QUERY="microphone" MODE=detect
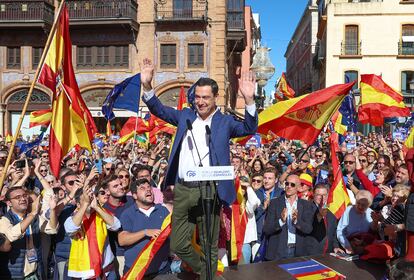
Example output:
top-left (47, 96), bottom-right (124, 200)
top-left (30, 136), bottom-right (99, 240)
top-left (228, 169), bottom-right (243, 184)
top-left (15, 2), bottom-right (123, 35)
top-left (205, 125), bottom-right (219, 166)
top-left (186, 119), bottom-right (203, 167)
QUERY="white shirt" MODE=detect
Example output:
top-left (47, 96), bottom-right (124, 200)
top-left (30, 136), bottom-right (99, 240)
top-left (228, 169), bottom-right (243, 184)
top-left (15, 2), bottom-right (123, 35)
top-left (143, 89), bottom-right (257, 180)
top-left (279, 197), bottom-right (298, 245)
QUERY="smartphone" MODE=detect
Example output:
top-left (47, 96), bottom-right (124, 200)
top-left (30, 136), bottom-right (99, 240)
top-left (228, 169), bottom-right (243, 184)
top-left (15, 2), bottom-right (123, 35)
top-left (15, 160), bottom-right (25, 168)
top-left (94, 159), bottom-right (102, 174)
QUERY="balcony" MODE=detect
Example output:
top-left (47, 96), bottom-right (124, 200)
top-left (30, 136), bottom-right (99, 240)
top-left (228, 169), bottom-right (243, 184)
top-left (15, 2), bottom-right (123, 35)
top-left (340, 41), bottom-right (362, 58)
top-left (66, 0), bottom-right (138, 31)
top-left (0, 0), bottom-right (54, 29)
top-left (226, 10), bottom-right (245, 52)
top-left (155, 1), bottom-right (207, 22)
top-left (398, 41), bottom-right (414, 56)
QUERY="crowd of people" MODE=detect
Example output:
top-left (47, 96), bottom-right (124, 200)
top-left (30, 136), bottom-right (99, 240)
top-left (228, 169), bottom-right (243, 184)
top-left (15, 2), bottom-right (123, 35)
top-left (0, 129), bottom-right (413, 279)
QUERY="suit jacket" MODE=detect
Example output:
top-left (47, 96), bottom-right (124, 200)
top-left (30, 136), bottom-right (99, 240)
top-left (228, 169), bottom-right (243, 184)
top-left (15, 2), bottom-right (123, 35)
top-left (263, 196), bottom-right (313, 261)
top-left (304, 203), bottom-right (339, 256)
top-left (144, 94), bottom-right (258, 205)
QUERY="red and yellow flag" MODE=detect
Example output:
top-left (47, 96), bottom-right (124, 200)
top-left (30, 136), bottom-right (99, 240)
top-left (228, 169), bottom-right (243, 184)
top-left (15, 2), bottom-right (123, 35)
top-left (122, 214), bottom-right (171, 280)
top-left (331, 111), bottom-right (347, 136)
top-left (118, 116), bottom-right (154, 144)
top-left (37, 5), bottom-right (96, 177)
top-left (275, 72), bottom-right (295, 101)
top-left (177, 86), bottom-right (188, 110)
top-left (405, 127), bottom-right (414, 149)
top-left (149, 115), bottom-right (176, 144)
top-left (29, 109), bottom-right (52, 128)
top-left (358, 74), bottom-right (410, 126)
top-left (68, 212), bottom-right (107, 279)
top-left (328, 133), bottom-right (351, 219)
top-left (236, 82), bottom-right (354, 146)
top-left (230, 176), bottom-right (247, 263)
top-left (5, 131), bottom-right (13, 143)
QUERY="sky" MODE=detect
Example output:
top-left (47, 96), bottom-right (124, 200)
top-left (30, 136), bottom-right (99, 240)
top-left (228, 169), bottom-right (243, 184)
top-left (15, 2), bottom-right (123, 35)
top-left (245, 0), bottom-right (309, 97)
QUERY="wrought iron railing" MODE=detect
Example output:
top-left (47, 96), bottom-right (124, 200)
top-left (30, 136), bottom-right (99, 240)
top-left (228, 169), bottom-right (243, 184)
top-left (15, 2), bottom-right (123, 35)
top-left (155, 1), bottom-right (207, 21)
top-left (341, 41), bottom-right (361, 56)
top-left (0, 0), bottom-right (54, 25)
top-left (66, 0), bottom-right (137, 21)
top-left (227, 10), bottom-right (244, 30)
top-left (398, 41), bottom-right (414, 56)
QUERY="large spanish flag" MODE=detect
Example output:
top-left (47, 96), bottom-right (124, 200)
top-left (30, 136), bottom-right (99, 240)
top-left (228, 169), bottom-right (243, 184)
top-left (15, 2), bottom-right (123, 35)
top-left (328, 133), bottom-right (351, 219)
top-left (29, 109), bottom-right (52, 128)
top-left (230, 176), bottom-right (247, 263)
top-left (37, 6), bottom-right (96, 177)
top-left (122, 214), bottom-right (171, 280)
top-left (358, 74), bottom-right (410, 126)
top-left (275, 72), bottom-right (295, 101)
top-left (237, 82), bottom-right (354, 146)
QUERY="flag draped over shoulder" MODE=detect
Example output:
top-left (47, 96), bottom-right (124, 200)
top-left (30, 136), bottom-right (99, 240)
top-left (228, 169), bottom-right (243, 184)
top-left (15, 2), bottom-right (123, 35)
top-left (118, 116), bottom-right (154, 144)
top-left (237, 82), bottom-right (355, 146)
top-left (29, 109), bottom-right (52, 128)
top-left (275, 72), bottom-right (295, 101)
top-left (68, 212), bottom-right (108, 279)
top-left (358, 74), bottom-right (410, 126)
top-left (122, 214), bottom-right (172, 280)
top-left (328, 133), bottom-right (351, 219)
top-left (101, 74), bottom-right (141, 120)
top-left (37, 5), bottom-right (96, 177)
top-left (230, 176), bottom-right (247, 263)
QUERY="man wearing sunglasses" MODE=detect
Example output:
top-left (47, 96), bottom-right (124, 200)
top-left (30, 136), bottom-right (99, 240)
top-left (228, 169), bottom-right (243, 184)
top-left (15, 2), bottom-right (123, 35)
top-left (0, 187), bottom-right (58, 279)
top-left (263, 174), bottom-right (313, 261)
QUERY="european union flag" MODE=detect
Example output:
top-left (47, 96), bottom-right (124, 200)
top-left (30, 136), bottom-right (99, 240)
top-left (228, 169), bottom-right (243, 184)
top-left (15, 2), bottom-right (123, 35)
top-left (102, 73), bottom-right (141, 120)
top-left (339, 94), bottom-right (357, 133)
top-left (17, 131), bottom-right (45, 156)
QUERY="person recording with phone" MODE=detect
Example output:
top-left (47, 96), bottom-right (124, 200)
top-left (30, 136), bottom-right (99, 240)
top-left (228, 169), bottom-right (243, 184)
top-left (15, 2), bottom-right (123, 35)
top-left (140, 58), bottom-right (258, 279)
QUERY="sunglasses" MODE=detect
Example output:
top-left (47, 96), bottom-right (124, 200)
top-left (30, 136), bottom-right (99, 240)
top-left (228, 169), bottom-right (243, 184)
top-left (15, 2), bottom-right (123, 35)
top-left (68, 163), bottom-right (77, 167)
top-left (106, 168), bottom-right (115, 171)
top-left (285, 181), bottom-right (296, 188)
top-left (359, 159), bottom-right (367, 163)
top-left (39, 169), bottom-right (47, 172)
top-left (315, 154), bottom-right (323, 158)
top-left (300, 159), bottom-right (309, 163)
top-left (98, 190), bottom-right (107, 195)
top-left (118, 174), bottom-right (130, 180)
top-left (47, 181), bottom-right (54, 185)
top-left (344, 161), bottom-right (355, 165)
top-left (252, 179), bottom-right (262, 183)
top-left (67, 180), bottom-right (75, 186)
top-left (10, 194), bottom-right (29, 200)
top-left (42, 155), bottom-right (49, 159)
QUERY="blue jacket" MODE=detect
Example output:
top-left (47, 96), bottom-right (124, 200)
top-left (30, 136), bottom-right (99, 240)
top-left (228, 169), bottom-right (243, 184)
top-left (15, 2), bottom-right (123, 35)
top-left (144, 94), bottom-right (258, 205)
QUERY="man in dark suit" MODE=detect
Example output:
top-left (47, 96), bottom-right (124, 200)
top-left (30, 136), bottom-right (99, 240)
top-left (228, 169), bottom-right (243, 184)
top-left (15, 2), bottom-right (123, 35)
top-left (263, 174), bottom-right (313, 261)
top-left (305, 184), bottom-right (343, 256)
top-left (140, 58), bottom-right (258, 279)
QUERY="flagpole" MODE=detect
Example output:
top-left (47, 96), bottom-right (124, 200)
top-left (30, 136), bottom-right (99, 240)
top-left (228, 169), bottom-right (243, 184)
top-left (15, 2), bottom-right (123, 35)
top-left (132, 108), bottom-right (141, 163)
top-left (0, 0), bottom-right (67, 191)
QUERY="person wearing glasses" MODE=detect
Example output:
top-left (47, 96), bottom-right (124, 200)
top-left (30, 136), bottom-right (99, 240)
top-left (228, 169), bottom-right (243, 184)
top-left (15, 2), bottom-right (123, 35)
top-left (311, 148), bottom-right (327, 168)
top-left (0, 187), bottom-right (58, 279)
top-left (263, 174), bottom-right (313, 261)
top-left (116, 168), bottom-right (131, 194)
top-left (65, 158), bottom-right (78, 173)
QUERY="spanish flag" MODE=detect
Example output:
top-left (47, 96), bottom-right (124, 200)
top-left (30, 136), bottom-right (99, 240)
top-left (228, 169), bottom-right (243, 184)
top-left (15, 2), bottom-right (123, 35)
top-left (177, 86), bottom-right (188, 110)
top-left (122, 214), bottom-right (171, 280)
top-left (331, 111), bottom-right (347, 135)
top-left (118, 116), bottom-right (154, 144)
top-left (149, 115), bottom-right (176, 144)
top-left (230, 176), bottom-right (247, 263)
top-left (68, 212), bottom-right (108, 279)
top-left (275, 72), bottom-right (295, 101)
top-left (405, 127), bottom-right (414, 149)
top-left (237, 82), bottom-right (354, 146)
top-left (358, 74), bottom-right (410, 126)
top-left (37, 6), bottom-right (96, 177)
top-left (29, 109), bottom-right (52, 128)
top-left (328, 133), bottom-right (351, 219)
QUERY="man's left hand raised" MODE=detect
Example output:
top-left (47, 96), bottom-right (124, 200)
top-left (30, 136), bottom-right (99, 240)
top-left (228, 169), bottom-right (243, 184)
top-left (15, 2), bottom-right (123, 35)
top-left (238, 71), bottom-right (256, 106)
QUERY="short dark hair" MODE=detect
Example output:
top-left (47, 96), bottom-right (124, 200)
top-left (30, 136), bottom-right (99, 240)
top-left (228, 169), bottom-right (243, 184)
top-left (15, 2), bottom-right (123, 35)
top-left (100, 174), bottom-right (119, 189)
top-left (398, 164), bottom-right (407, 171)
top-left (60, 170), bottom-right (77, 185)
top-left (5, 187), bottom-right (25, 201)
top-left (314, 183), bottom-right (329, 193)
top-left (195, 78), bottom-right (219, 96)
top-left (263, 167), bottom-right (279, 177)
top-left (130, 178), bottom-right (150, 194)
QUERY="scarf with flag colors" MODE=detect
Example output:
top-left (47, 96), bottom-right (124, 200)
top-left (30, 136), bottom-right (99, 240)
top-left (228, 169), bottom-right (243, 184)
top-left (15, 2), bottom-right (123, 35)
top-left (68, 212), bottom-right (108, 279)
top-left (358, 74), bottom-right (410, 126)
top-left (29, 109), bottom-right (52, 128)
top-left (230, 176), bottom-right (248, 262)
top-left (275, 72), bottom-right (295, 101)
top-left (327, 133), bottom-right (351, 219)
top-left (37, 5), bottom-right (96, 177)
top-left (118, 116), bottom-right (154, 144)
top-left (122, 214), bottom-right (171, 280)
top-left (235, 82), bottom-right (354, 145)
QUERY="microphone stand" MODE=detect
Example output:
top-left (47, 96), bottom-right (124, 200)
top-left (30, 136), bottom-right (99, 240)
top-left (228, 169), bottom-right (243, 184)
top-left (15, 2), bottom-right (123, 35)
top-left (186, 120), bottom-right (213, 280)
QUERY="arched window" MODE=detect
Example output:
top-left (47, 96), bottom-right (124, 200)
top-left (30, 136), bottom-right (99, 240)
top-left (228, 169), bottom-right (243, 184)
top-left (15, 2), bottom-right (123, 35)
top-left (158, 87), bottom-right (190, 108)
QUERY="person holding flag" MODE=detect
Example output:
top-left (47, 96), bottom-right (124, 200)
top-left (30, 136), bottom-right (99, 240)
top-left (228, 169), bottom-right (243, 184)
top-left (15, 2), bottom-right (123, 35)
top-left (140, 58), bottom-right (258, 279)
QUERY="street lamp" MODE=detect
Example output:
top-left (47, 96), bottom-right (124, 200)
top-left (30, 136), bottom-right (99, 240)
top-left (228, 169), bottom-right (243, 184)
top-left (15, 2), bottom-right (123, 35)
top-left (250, 46), bottom-right (275, 110)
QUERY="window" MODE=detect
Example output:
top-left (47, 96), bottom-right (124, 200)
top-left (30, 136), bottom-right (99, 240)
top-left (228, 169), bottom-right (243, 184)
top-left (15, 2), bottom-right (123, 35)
top-left (344, 25), bottom-right (359, 55)
top-left (401, 25), bottom-right (414, 55)
top-left (160, 44), bottom-right (176, 68)
top-left (32, 47), bottom-right (43, 69)
top-left (77, 45), bottom-right (129, 68)
top-left (7, 47), bottom-right (21, 69)
top-left (173, 0), bottom-right (193, 18)
top-left (344, 70), bottom-right (358, 91)
top-left (188, 44), bottom-right (204, 67)
top-left (402, 71), bottom-right (414, 109)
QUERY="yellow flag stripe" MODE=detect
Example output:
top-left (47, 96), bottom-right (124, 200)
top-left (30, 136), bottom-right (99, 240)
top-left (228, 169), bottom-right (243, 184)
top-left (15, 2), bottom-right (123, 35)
top-left (361, 83), bottom-right (407, 108)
